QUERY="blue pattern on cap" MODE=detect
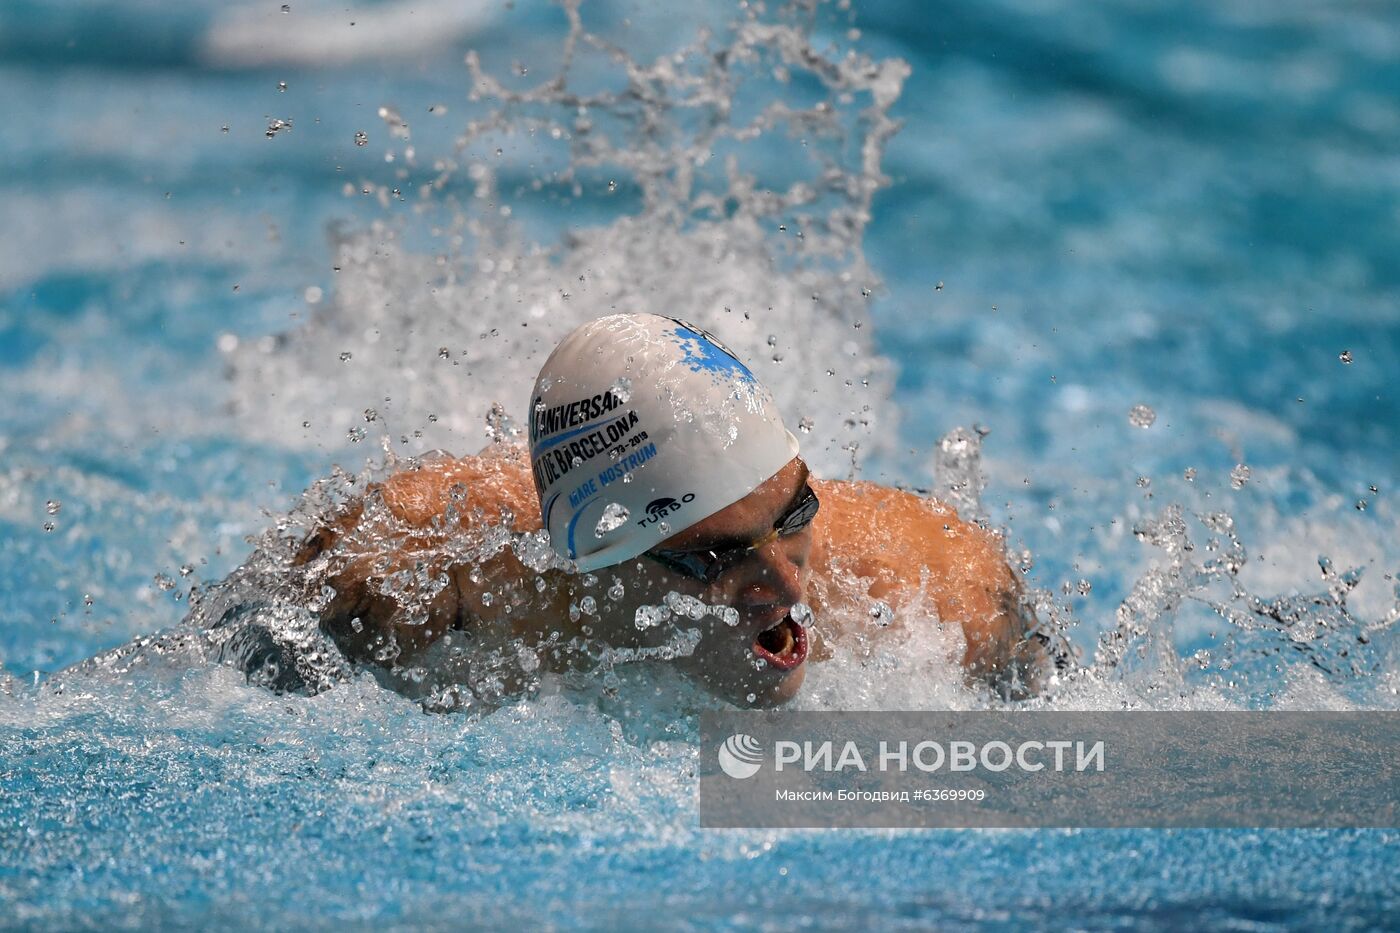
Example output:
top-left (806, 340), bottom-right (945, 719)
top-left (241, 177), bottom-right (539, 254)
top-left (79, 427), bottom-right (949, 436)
top-left (671, 323), bottom-right (756, 385)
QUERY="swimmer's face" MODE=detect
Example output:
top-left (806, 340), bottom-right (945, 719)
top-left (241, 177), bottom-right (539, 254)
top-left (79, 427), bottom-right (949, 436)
top-left (617, 457), bottom-right (815, 706)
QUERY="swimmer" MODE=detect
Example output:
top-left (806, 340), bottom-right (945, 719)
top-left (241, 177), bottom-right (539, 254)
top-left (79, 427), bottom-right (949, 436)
top-left (293, 313), bottom-right (1052, 706)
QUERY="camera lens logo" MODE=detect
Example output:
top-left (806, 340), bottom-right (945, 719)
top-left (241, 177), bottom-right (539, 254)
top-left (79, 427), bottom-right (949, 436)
top-left (717, 733), bottom-right (763, 779)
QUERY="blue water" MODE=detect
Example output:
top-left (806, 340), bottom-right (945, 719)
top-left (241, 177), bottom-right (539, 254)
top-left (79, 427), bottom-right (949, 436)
top-left (3, 0), bottom-right (1398, 928)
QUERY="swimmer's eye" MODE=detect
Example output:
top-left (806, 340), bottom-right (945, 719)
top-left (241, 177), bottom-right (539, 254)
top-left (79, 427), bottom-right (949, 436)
top-left (645, 484), bottom-right (819, 584)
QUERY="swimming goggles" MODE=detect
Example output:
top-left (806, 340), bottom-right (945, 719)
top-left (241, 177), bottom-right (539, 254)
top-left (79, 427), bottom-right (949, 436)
top-left (645, 483), bottom-right (820, 584)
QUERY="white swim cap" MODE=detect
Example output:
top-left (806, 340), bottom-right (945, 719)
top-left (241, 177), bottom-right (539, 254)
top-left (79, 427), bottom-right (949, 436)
top-left (528, 313), bottom-right (800, 572)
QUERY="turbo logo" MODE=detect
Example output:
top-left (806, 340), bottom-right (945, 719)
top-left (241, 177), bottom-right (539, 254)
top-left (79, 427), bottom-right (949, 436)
top-left (636, 492), bottom-right (696, 528)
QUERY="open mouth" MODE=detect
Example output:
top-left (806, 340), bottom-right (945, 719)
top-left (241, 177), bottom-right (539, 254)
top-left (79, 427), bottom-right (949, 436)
top-left (752, 615), bottom-right (808, 671)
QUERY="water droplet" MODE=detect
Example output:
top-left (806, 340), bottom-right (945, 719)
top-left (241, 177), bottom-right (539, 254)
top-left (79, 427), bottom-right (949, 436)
top-left (1356, 499), bottom-right (1368, 511)
top-left (607, 580), bottom-right (625, 601)
top-left (280, 3), bottom-right (291, 11)
top-left (869, 600), bottom-right (893, 627)
top-left (45, 500), bottom-right (61, 515)
top-left (220, 124), bottom-right (230, 134)
top-left (438, 346), bottom-right (451, 359)
top-left (277, 81), bottom-right (288, 92)
top-left (935, 281), bottom-right (944, 291)
top-left (1128, 404), bottom-right (1156, 428)
top-left (354, 131), bottom-right (368, 147)
top-left (1136, 476), bottom-right (1151, 488)
top-left (153, 574), bottom-right (176, 592)
top-left (42, 522), bottom-right (55, 533)
top-left (485, 402), bottom-right (517, 442)
top-left (1230, 464), bottom-right (1251, 490)
top-left (1369, 484), bottom-right (1379, 493)
top-left (1184, 467), bottom-right (1197, 482)
top-left (363, 408), bottom-right (378, 422)
top-left (607, 180), bottom-right (617, 191)
top-left (635, 605), bottom-right (667, 630)
top-left (265, 118), bottom-right (292, 138)
top-left (594, 503), bottom-right (630, 538)
top-left (339, 351), bottom-right (353, 362)
top-left (378, 105), bottom-right (410, 140)
top-left (609, 377), bottom-right (632, 403)
top-left (790, 602), bottom-right (814, 628)
top-left (347, 427), bottom-right (366, 442)
top-left (1076, 579), bottom-right (1092, 595)
top-left (1339, 349), bottom-right (1353, 364)
top-left (746, 693), bottom-right (757, 704)
top-left (798, 417), bottom-right (814, 434)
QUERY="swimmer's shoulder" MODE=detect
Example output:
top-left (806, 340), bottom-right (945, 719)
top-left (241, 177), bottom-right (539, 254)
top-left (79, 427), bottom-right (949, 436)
top-left (808, 476), bottom-right (1009, 586)
top-left (376, 442), bottom-right (541, 532)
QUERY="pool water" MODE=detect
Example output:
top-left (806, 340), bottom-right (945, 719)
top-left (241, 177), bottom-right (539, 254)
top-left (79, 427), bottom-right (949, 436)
top-left (2, 0), bottom-right (1398, 927)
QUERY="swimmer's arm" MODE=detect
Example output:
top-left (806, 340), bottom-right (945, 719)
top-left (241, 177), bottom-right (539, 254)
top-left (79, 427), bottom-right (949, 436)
top-left (293, 446), bottom-right (544, 664)
top-left (293, 495), bottom-right (465, 665)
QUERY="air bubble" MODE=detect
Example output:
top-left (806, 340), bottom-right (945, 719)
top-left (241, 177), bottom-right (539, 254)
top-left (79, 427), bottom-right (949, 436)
top-left (339, 351), bottom-right (353, 362)
top-left (347, 427), bottom-right (366, 442)
top-left (1230, 464), bottom-right (1251, 490)
top-left (1184, 467), bottom-right (1197, 482)
top-left (609, 377), bottom-right (632, 403)
top-left (1339, 349), bottom-right (1353, 364)
top-left (354, 131), bottom-right (368, 147)
top-left (45, 500), bottom-right (61, 515)
top-left (798, 417), bottom-right (813, 434)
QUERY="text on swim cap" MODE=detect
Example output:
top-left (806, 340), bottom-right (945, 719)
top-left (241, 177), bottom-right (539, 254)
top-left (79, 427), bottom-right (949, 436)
top-left (531, 410), bottom-right (645, 489)
top-left (529, 389), bottom-right (626, 444)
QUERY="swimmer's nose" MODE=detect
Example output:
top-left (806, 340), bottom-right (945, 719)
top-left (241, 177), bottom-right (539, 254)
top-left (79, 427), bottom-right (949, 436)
top-left (736, 535), bottom-right (806, 609)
